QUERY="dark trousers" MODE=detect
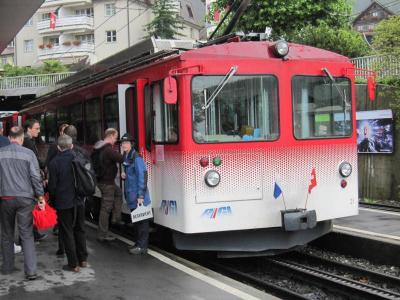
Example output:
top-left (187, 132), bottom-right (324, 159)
top-left (57, 205), bottom-right (88, 268)
top-left (0, 197), bottom-right (36, 275)
top-left (135, 220), bottom-right (149, 249)
top-left (98, 183), bottom-right (122, 239)
top-left (130, 209), bottom-right (149, 249)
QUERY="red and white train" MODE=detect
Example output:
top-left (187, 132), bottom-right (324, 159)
top-left (7, 36), bottom-right (366, 255)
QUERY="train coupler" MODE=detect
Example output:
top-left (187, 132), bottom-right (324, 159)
top-left (281, 209), bottom-right (317, 231)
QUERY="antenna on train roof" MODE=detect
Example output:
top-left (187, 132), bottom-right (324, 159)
top-left (208, 0), bottom-right (252, 41)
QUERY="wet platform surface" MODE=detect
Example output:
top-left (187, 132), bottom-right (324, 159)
top-left (0, 225), bottom-right (273, 300)
top-left (334, 207), bottom-right (400, 242)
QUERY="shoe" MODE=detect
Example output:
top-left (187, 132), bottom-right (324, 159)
top-left (14, 244), bottom-right (22, 254)
top-left (62, 265), bottom-right (80, 273)
top-left (128, 246), bottom-right (147, 255)
top-left (25, 273), bottom-right (38, 280)
top-left (128, 242), bottom-right (136, 249)
top-left (56, 249), bottom-right (64, 257)
top-left (97, 236), bottom-right (116, 242)
top-left (111, 221), bottom-right (125, 226)
top-left (79, 261), bottom-right (89, 268)
top-left (34, 233), bottom-right (48, 242)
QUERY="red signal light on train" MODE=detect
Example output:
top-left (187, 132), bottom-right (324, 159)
top-left (341, 179), bottom-right (347, 188)
top-left (200, 157), bottom-right (209, 167)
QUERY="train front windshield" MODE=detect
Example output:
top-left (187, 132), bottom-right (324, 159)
top-left (292, 76), bottom-right (352, 139)
top-left (191, 75), bottom-right (279, 143)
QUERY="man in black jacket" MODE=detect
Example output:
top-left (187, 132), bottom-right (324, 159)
top-left (48, 135), bottom-right (88, 272)
top-left (23, 119), bottom-right (47, 242)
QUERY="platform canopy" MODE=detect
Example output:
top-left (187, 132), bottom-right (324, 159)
top-left (0, 0), bottom-right (44, 52)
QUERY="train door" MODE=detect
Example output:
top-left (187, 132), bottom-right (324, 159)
top-left (118, 84), bottom-right (139, 147)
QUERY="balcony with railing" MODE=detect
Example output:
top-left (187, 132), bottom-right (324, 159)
top-left (37, 15), bottom-right (94, 34)
top-left (0, 72), bottom-right (75, 97)
top-left (351, 55), bottom-right (400, 79)
top-left (42, 0), bottom-right (92, 8)
top-left (38, 42), bottom-right (95, 60)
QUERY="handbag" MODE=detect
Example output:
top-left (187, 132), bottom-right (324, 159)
top-left (32, 204), bottom-right (57, 230)
top-left (130, 204), bottom-right (153, 223)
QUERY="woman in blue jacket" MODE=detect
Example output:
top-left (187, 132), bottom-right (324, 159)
top-left (120, 133), bottom-right (150, 254)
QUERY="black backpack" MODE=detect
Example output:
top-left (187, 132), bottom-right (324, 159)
top-left (91, 147), bottom-right (106, 179)
top-left (72, 149), bottom-right (97, 197)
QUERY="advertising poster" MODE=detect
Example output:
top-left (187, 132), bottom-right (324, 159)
top-left (356, 109), bottom-right (394, 154)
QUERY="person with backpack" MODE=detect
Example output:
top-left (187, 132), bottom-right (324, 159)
top-left (120, 133), bottom-right (151, 254)
top-left (92, 128), bottom-right (124, 242)
top-left (48, 135), bottom-right (88, 272)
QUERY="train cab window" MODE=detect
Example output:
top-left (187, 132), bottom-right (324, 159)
top-left (103, 93), bottom-right (119, 131)
top-left (45, 111), bottom-right (57, 143)
top-left (70, 103), bottom-right (84, 143)
top-left (85, 98), bottom-right (102, 144)
top-left (192, 75), bottom-right (279, 143)
top-left (151, 82), bottom-right (178, 144)
top-left (292, 76), bottom-right (351, 139)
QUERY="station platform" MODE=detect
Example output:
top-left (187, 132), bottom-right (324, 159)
top-left (0, 223), bottom-right (275, 300)
top-left (333, 207), bottom-right (400, 245)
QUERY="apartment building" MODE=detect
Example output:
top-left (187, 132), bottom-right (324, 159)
top-left (1, 0), bottom-right (205, 68)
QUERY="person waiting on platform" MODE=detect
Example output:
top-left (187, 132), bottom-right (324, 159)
top-left (120, 133), bottom-right (151, 254)
top-left (92, 128), bottom-right (124, 242)
top-left (0, 126), bottom-right (45, 280)
top-left (23, 119), bottom-right (47, 242)
top-left (48, 135), bottom-right (88, 272)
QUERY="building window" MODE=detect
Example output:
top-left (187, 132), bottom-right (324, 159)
top-left (105, 3), bottom-right (116, 16)
top-left (106, 30), bottom-right (117, 42)
top-left (186, 5), bottom-right (194, 18)
top-left (25, 18), bottom-right (33, 26)
top-left (1, 57), bottom-right (8, 66)
top-left (49, 37), bottom-right (59, 46)
top-left (75, 34), bottom-right (94, 44)
top-left (24, 40), bottom-right (34, 53)
top-left (368, 24), bottom-right (375, 31)
top-left (42, 13), bottom-right (51, 21)
top-left (372, 11), bottom-right (380, 17)
top-left (75, 7), bottom-right (94, 17)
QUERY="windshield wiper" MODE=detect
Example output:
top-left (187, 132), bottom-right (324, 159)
top-left (202, 66), bottom-right (238, 110)
top-left (322, 67), bottom-right (350, 108)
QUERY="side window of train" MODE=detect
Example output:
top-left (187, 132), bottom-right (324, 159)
top-left (45, 111), bottom-right (57, 143)
top-left (84, 98), bottom-right (102, 144)
top-left (57, 106), bottom-right (70, 128)
top-left (144, 85), bottom-right (152, 151)
top-left (70, 102), bottom-right (84, 143)
top-left (103, 93), bottom-right (119, 131)
top-left (31, 113), bottom-right (46, 143)
top-left (151, 81), bottom-right (178, 144)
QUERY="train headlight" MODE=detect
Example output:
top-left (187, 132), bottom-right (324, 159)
top-left (272, 40), bottom-right (289, 57)
top-left (205, 170), bottom-right (220, 187)
top-left (339, 162), bottom-right (352, 177)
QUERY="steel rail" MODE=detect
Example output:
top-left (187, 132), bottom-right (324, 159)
top-left (359, 202), bottom-right (400, 213)
top-left (268, 258), bottom-right (400, 299)
top-left (209, 262), bottom-right (309, 300)
top-left (288, 252), bottom-right (400, 289)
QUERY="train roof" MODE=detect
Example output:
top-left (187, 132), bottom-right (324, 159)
top-left (24, 35), bottom-right (351, 110)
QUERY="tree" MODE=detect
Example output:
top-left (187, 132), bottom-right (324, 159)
top-left (294, 22), bottom-right (371, 58)
top-left (209, 0), bottom-right (351, 40)
top-left (372, 16), bottom-right (400, 57)
top-left (2, 60), bottom-right (69, 77)
top-left (145, 0), bottom-right (183, 39)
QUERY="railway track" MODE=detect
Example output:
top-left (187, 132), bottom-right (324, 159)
top-left (208, 251), bottom-right (400, 300)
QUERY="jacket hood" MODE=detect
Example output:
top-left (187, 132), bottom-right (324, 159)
top-left (94, 140), bottom-right (108, 150)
